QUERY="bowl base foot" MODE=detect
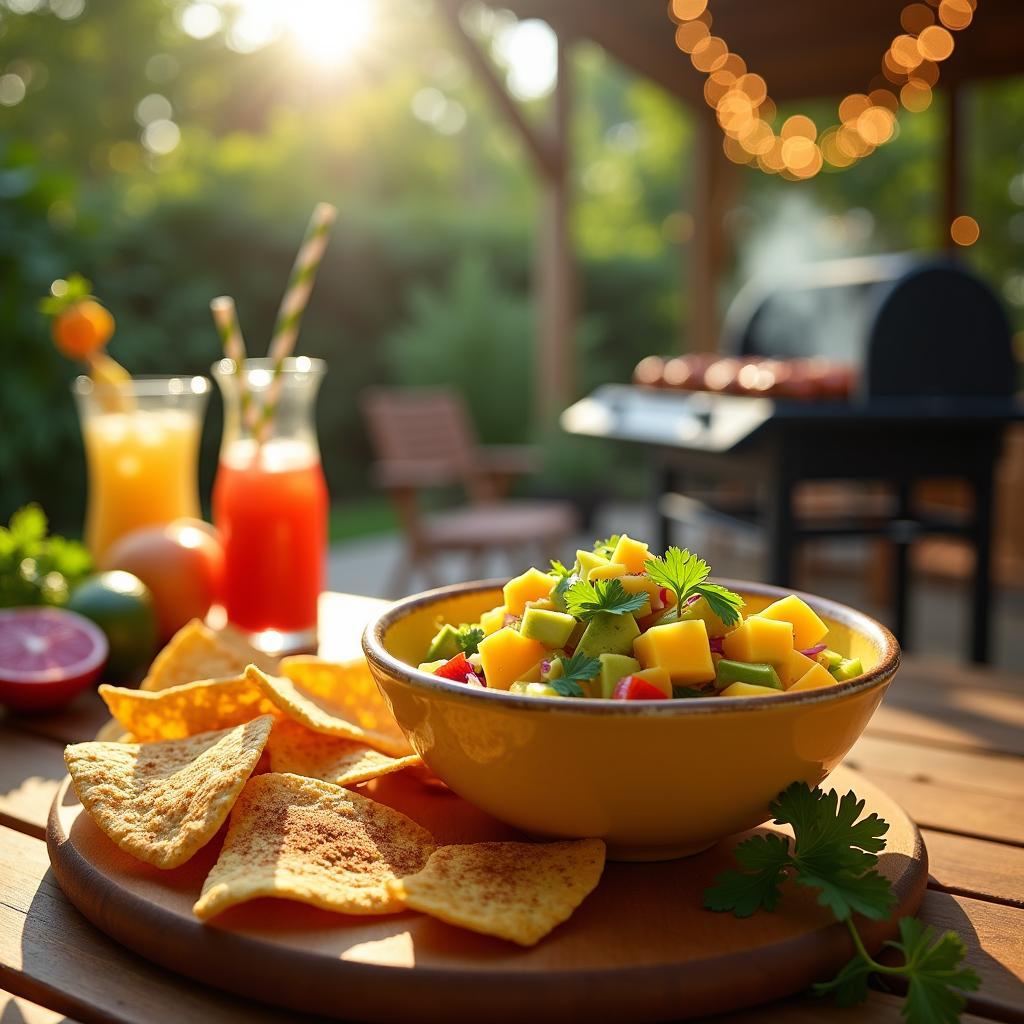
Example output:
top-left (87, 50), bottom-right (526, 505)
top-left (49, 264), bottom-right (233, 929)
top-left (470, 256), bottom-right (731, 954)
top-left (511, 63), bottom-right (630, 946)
top-left (605, 839), bottom-right (715, 862)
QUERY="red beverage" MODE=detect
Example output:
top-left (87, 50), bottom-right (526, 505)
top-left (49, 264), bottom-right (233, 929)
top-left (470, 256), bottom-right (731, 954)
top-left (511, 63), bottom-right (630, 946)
top-left (213, 439), bottom-right (328, 636)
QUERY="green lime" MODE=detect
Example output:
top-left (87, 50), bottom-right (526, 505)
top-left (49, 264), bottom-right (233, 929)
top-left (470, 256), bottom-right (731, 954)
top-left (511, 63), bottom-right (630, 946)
top-left (67, 571), bottom-right (159, 680)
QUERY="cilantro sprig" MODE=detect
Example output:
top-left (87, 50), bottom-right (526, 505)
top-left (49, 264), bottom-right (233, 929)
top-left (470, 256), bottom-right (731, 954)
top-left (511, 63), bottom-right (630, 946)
top-left (0, 504), bottom-right (92, 608)
top-left (546, 651), bottom-right (601, 698)
top-left (592, 535), bottom-right (621, 560)
top-left (549, 559), bottom-right (578, 599)
top-left (643, 546), bottom-right (744, 625)
top-left (455, 625), bottom-right (484, 657)
top-left (564, 578), bottom-right (648, 621)
top-left (705, 783), bottom-right (980, 1023)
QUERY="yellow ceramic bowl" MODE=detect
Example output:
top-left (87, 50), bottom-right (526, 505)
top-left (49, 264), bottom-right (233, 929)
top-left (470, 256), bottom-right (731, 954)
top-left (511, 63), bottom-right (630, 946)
top-left (362, 579), bottom-right (900, 860)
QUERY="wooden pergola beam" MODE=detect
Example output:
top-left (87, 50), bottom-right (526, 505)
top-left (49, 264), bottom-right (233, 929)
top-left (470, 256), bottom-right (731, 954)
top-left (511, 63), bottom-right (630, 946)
top-left (439, 0), bottom-right (576, 423)
top-left (438, 0), bottom-right (562, 180)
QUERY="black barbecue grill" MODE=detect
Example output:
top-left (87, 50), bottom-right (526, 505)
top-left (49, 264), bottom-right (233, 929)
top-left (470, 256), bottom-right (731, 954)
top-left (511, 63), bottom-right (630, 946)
top-left (561, 255), bottom-right (1021, 663)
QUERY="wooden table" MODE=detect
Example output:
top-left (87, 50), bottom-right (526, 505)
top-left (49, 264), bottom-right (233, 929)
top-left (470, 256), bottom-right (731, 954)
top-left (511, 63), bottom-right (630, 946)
top-left (1, 593), bottom-right (1022, 1024)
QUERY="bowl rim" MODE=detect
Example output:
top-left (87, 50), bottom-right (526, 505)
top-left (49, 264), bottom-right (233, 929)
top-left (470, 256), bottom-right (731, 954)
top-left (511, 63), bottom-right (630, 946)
top-left (361, 578), bottom-right (900, 716)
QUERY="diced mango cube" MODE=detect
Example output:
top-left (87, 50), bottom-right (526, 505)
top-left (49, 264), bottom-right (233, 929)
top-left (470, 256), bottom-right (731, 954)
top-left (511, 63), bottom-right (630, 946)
top-left (720, 681), bottom-right (784, 698)
top-left (610, 534), bottom-right (651, 574)
top-left (781, 648), bottom-right (819, 689)
top-left (788, 662), bottom-right (836, 692)
top-left (630, 666), bottom-right (672, 697)
top-left (503, 568), bottom-right (555, 616)
top-left (618, 575), bottom-right (662, 617)
top-left (587, 562), bottom-right (629, 582)
top-left (576, 549), bottom-right (608, 576)
top-left (479, 605), bottom-right (507, 636)
top-left (722, 616), bottom-right (794, 666)
top-left (478, 627), bottom-right (548, 691)
top-left (633, 619), bottom-right (715, 685)
top-left (757, 595), bottom-right (828, 651)
top-left (680, 595), bottom-right (740, 638)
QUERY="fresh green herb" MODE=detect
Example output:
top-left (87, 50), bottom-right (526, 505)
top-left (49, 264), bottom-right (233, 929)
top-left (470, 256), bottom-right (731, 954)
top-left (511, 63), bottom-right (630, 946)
top-left (705, 783), bottom-right (980, 1023)
top-left (455, 625), bottom-right (485, 657)
top-left (672, 685), bottom-right (706, 699)
top-left (546, 677), bottom-right (586, 698)
top-left (549, 559), bottom-right (578, 598)
top-left (592, 535), bottom-right (621, 560)
top-left (0, 504), bottom-right (92, 609)
top-left (644, 546), bottom-right (744, 625)
top-left (38, 272), bottom-right (93, 317)
top-left (549, 651), bottom-right (601, 697)
top-left (564, 578), bottom-right (648, 621)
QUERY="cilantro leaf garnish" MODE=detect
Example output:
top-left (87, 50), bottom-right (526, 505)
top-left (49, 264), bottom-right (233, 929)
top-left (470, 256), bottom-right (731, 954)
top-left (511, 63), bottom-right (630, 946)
top-left (564, 578), bottom-right (647, 621)
top-left (549, 559), bottom-right (578, 598)
top-left (558, 651), bottom-right (601, 687)
top-left (544, 652), bottom-right (601, 697)
top-left (455, 625), bottom-right (485, 657)
top-left (644, 546), bottom-right (743, 625)
top-left (592, 535), bottom-right (621, 560)
top-left (706, 782), bottom-right (980, 1023)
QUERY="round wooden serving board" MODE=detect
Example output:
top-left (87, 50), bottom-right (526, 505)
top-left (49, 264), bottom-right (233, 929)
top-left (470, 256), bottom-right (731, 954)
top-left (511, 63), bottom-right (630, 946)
top-left (47, 765), bottom-right (926, 1024)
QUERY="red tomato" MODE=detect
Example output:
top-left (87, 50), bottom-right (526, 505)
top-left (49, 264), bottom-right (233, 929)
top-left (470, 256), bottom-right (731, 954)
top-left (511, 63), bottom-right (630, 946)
top-left (434, 652), bottom-right (472, 682)
top-left (101, 519), bottom-right (224, 641)
top-left (612, 675), bottom-right (667, 700)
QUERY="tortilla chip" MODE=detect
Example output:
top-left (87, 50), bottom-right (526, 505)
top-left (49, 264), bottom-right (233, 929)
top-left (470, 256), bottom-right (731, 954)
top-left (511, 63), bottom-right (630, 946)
top-left (141, 619), bottom-right (277, 692)
top-left (246, 664), bottom-right (413, 757)
top-left (266, 718), bottom-right (421, 787)
top-left (65, 716), bottom-right (274, 870)
top-left (388, 839), bottom-right (606, 946)
top-left (99, 675), bottom-right (280, 742)
top-left (193, 772), bottom-right (435, 920)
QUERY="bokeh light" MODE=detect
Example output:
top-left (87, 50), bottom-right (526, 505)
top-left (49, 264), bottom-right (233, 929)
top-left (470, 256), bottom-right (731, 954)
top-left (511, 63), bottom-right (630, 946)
top-left (950, 215), bottom-right (980, 246)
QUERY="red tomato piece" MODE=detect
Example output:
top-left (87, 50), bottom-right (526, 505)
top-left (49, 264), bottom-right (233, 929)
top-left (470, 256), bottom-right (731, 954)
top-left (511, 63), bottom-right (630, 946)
top-left (612, 675), bottom-right (667, 700)
top-left (434, 652), bottom-right (472, 682)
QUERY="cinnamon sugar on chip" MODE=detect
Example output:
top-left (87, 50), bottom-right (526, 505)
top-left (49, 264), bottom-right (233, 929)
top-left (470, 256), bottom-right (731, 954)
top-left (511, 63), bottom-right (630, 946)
top-left (193, 772), bottom-right (435, 920)
top-left (65, 716), bottom-right (273, 869)
top-left (267, 719), bottom-right (421, 787)
top-left (100, 675), bottom-right (280, 742)
top-left (246, 664), bottom-right (413, 757)
top-left (141, 619), bottom-right (277, 692)
top-left (388, 839), bottom-right (606, 946)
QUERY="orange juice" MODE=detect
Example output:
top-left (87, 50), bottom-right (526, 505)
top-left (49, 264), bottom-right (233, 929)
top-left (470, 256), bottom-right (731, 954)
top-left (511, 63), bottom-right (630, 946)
top-left (73, 376), bottom-right (209, 561)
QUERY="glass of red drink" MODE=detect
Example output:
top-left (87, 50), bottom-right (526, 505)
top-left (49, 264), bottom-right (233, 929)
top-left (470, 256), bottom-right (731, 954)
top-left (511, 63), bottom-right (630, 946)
top-left (212, 357), bottom-right (328, 653)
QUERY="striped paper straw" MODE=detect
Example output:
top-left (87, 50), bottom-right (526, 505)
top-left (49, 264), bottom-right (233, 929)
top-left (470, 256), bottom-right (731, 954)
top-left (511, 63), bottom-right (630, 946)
top-left (258, 202), bottom-right (337, 438)
top-left (210, 295), bottom-right (259, 435)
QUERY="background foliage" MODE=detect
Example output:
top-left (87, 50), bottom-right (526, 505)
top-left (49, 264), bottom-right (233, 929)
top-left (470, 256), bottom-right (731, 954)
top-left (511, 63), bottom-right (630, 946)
top-left (1, 0), bottom-right (1022, 532)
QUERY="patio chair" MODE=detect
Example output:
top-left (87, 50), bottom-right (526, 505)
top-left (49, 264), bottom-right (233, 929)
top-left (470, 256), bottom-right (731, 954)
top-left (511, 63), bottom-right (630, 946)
top-left (362, 387), bottom-right (578, 595)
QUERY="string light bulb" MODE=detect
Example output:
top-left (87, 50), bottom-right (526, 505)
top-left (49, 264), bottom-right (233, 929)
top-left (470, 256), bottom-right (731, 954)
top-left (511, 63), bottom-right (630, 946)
top-left (667, 0), bottom-right (979, 178)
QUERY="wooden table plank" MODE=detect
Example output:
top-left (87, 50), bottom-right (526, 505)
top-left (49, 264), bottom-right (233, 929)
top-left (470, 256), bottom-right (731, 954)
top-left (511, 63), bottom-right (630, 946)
top-left (896, 891), bottom-right (1024, 1023)
top-left (847, 733), bottom-right (1024, 799)
top-left (852, 767), bottom-right (1024, 846)
top-left (924, 830), bottom-right (1024, 909)
top-left (0, 729), bottom-right (67, 841)
top-left (1, 989), bottom-right (83, 1024)
top-left (897, 658), bottom-right (1023, 696)
top-left (0, 692), bottom-right (110, 749)
top-left (0, 827), bottom-right (326, 1024)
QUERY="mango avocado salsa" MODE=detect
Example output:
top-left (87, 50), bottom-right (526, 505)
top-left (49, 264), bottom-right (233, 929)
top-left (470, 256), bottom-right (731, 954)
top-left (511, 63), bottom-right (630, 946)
top-left (418, 535), bottom-right (863, 699)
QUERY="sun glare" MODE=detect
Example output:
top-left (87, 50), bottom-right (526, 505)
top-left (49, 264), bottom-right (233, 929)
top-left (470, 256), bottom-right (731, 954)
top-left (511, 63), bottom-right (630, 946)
top-left (212, 0), bottom-right (376, 66)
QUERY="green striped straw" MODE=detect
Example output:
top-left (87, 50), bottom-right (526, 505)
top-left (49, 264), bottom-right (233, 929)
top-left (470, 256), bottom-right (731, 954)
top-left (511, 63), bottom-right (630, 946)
top-left (210, 295), bottom-right (259, 436)
top-left (258, 202), bottom-right (338, 439)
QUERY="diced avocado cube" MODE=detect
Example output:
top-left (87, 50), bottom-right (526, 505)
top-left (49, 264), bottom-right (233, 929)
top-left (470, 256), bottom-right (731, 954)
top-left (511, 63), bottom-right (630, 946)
top-left (714, 659), bottom-right (782, 691)
top-left (520, 607), bottom-right (576, 648)
top-left (542, 654), bottom-right (567, 681)
top-left (821, 648), bottom-right (843, 669)
top-left (829, 657), bottom-right (863, 681)
top-left (575, 549), bottom-right (608, 576)
top-left (598, 653), bottom-right (641, 698)
top-left (577, 611), bottom-right (641, 658)
top-left (425, 624), bottom-right (461, 661)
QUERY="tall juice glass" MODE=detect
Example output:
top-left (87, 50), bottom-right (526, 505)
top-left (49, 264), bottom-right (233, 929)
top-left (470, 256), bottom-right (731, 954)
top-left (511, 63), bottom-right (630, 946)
top-left (212, 357), bottom-right (328, 653)
top-left (73, 375), bottom-right (210, 560)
